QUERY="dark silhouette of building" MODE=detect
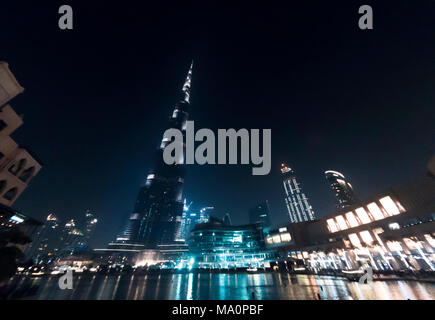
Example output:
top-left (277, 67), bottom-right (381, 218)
top-left (79, 209), bottom-right (98, 246)
top-left (325, 170), bottom-right (358, 209)
top-left (223, 213), bottom-right (232, 226)
top-left (249, 200), bottom-right (272, 228)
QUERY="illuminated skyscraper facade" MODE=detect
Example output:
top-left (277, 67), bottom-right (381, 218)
top-left (281, 163), bottom-right (315, 223)
top-left (325, 170), bottom-right (358, 209)
top-left (113, 62), bottom-right (193, 249)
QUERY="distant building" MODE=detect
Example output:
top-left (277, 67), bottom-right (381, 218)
top-left (189, 217), bottom-right (274, 269)
top-left (325, 170), bottom-right (358, 209)
top-left (223, 212), bottom-right (232, 226)
top-left (0, 62), bottom-right (42, 206)
top-left (79, 209), bottom-right (98, 246)
top-left (27, 213), bottom-right (62, 262)
top-left (179, 200), bottom-right (211, 242)
top-left (59, 219), bottom-right (84, 250)
top-left (249, 200), bottom-right (272, 228)
top-left (280, 163), bottom-right (315, 223)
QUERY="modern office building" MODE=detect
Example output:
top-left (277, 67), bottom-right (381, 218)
top-left (189, 217), bottom-right (274, 269)
top-left (107, 62), bottom-right (194, 255)
top-left (280, 163), bottom-right (316, 223)
top-left (0, 62), bottom-right (42, 206)
top-left (325, 170), bottom-right (358, 209)
top-left (267, 156), bottom-right (435, 272)
top-left (249, 200), bottom-right (272, 228)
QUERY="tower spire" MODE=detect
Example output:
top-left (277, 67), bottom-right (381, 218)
top-left (182, 60), bottom-right (193, 104)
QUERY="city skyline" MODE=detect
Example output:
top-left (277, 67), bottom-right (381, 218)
top-left (1, 2), bottom-right (433, 249)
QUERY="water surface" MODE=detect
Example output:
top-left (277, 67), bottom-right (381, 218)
top-left (8, 273), bottom-right (435, 300)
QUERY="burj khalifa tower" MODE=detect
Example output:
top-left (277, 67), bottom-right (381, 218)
top-left (111, 62), bottom-right (193, 250)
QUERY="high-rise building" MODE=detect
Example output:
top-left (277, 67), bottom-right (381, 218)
top-left (281, 163), bottom-right (315, 223)
top-left (59, 219), bottom-right (84, 250)
top-left (325, 170), bottom-right (358, 209)
top-left (179, 201), bottom-right (212, 242)
top-left (112, 62), bottom-right (193, 249)
top-left (27, 213), bottom-right (61, 262)
top-left (223, 213), bottom-right (232, 226)
top-left (0, 62), bottom-right (42, 206)
top-left (79, 209), bottom-right (98, 246)
top-left (249, 200), bottom-right (272, 228)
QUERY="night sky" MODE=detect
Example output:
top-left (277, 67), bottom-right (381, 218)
top-left (1, 1), bottom-right (434, 248)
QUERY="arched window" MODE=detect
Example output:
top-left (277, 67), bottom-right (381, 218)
top-left (19, 166), bottom-right (35, 183)
top-left (3, 187), bottom-right (18, 201)
top-left (9, 158), bottom-right (26, 175)
top-left (0, 180), bottom-right (6, 194)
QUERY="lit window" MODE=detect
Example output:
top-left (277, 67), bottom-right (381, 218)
top-left (396, 201), bottom-right (406, 212)
top-left (279, 227), bottom-right (287, 233)
top-left (367, 202), bottom-right (385, 220)
top-left (355, 207), bottom-right (372, 224)
top-left (424, 234), bottom-right (435, 248)
top-left (387, 241), bottom-right (402, 252)
top-left (232, 235), bottom-right (242, 243)
top-left (327, 219), bottom-right (338, 233)
top-left (348, 233), bottom-right (362, 248)
top-left (359, 231), bottom-right (374, 245)
top-left (280, 233), bottom-right (291, 242)
top-left (335, 215), bottom-right (348, 230)
top-left (379, 196), bottom-right (400, 216)
top-left (272, 235), bottom-right (281, 244)
top-left (388, 222), bottom-right (400, 230)
top-left (403, 238), bottom-right (419, 251)
top-left (345, 212), bottom-right (359, 227)
top-left (266, 237), bottom-right (273, 244)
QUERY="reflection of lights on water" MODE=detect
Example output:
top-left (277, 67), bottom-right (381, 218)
top-left (187, 273), bottom-right (194, 300)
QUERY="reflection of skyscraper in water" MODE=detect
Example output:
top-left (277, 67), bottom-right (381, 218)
top-left (281, 163), bottom-right (316, 223)
top-left (325, 170), bottom-right (358, 209)
top-left (113, 62), bottom-right (194, 249)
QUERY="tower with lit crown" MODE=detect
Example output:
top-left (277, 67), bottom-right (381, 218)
top-left (280, 163), bottom-right (316, 223)
top-left (113, 62), bottom-right (193, 249)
